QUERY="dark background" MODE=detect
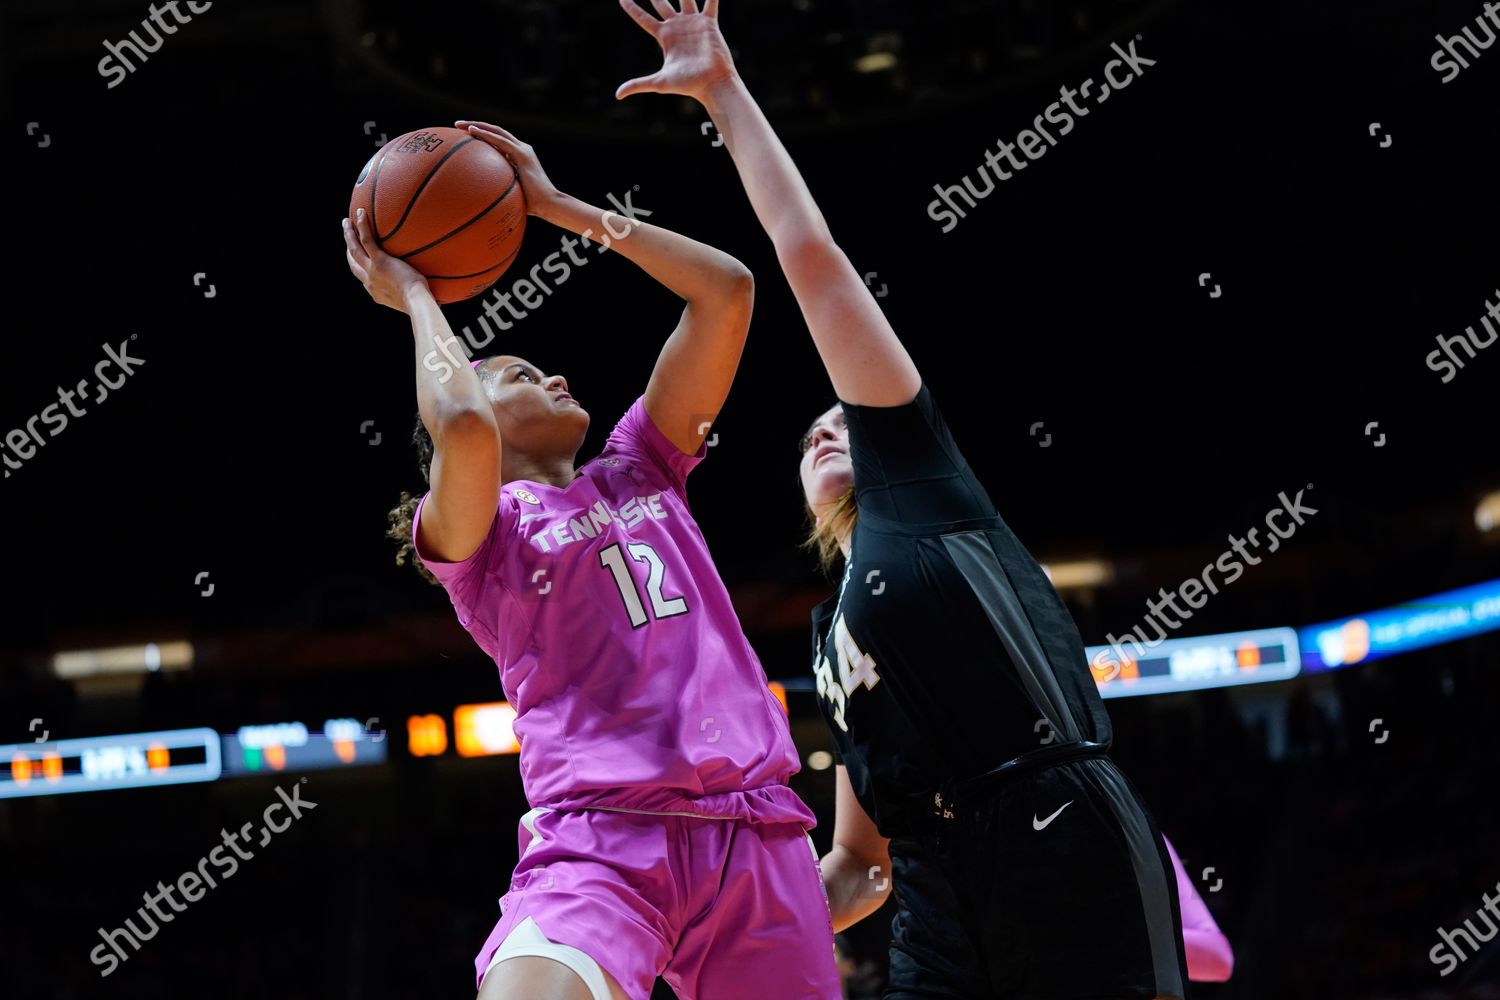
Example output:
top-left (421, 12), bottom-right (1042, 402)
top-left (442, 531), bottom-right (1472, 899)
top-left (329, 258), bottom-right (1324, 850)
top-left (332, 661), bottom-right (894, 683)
top-left (2, 0), bottom-right (1497, 997)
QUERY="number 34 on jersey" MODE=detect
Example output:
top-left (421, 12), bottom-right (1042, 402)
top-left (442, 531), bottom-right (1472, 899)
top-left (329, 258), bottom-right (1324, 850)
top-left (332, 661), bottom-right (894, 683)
top-left (814, 612), bottom-right (882, 732)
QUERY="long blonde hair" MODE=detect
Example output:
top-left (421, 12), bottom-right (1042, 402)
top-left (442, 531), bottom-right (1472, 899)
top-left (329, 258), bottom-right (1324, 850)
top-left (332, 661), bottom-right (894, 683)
top-left (801, 487), bottom-right (857, 576)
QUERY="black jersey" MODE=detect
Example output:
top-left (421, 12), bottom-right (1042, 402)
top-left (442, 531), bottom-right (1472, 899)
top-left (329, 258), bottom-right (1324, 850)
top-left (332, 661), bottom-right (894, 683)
top-left (811, 383), bottom-right (1114, 837)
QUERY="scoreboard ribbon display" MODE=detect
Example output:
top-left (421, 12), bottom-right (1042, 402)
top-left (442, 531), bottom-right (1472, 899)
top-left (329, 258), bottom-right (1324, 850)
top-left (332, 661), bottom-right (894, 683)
top-left (1085, 627), bottom-right (1302, 699)
top-left (1299, 577), bottom-right (1500, 672)
top-left (0, 727), bottom-right (221, 798)
top-left (222, 719), bottom-right (387, 774)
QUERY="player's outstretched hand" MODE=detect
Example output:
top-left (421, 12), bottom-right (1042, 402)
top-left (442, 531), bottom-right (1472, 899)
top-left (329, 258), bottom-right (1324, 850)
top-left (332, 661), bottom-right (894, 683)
top-left (615, 0), bottom-right (737, 102)
top-left (343, 208), bottom-right (431, 314)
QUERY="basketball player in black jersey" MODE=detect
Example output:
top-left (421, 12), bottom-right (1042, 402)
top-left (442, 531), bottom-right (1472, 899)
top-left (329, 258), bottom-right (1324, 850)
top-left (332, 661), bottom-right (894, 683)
top-left (617, 2), bottom-right (1190, 997)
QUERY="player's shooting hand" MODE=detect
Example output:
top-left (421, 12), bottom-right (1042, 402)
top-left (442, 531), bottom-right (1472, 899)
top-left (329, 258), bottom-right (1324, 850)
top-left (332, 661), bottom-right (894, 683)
top-left (343, 208), bottom-right (431, 314)
top-left (455, 121), bottom-right (564, 221)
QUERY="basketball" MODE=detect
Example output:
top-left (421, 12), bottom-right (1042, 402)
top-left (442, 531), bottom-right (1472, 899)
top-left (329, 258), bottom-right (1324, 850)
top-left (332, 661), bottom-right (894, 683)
top-left (349, 126), bottom-right (527, 304)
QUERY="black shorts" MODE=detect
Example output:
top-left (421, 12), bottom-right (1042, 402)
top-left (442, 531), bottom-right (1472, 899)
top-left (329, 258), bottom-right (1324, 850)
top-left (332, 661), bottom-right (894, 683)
top-left (883, 755), bottom-right (1189, 1000)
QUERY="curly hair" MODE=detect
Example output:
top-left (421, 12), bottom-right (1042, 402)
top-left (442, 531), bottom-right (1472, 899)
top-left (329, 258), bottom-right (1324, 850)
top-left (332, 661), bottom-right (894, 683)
top-left (387, 414), bottom-right (443, 587)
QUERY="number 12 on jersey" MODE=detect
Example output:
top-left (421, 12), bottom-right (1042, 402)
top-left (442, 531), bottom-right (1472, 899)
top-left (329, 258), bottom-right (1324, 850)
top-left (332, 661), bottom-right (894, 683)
top-left (600, 542), bottom-right (689, 627)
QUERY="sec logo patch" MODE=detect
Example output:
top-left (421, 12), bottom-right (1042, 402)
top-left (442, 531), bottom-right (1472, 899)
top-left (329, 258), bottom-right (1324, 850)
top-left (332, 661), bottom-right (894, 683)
top-left (514, 489), bottom-right (541, 505)
top-left (597, 458), bottom-right (621, 467)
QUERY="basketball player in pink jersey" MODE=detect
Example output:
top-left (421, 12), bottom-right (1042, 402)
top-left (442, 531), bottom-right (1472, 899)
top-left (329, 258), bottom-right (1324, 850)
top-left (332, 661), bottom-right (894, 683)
top-left (342, 123), bottom-right (839, 1000)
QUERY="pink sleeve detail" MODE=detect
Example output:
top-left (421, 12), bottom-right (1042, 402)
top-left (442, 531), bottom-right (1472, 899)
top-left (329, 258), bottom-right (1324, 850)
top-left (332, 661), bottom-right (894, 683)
top-left (601, 396), bottom-right (707, 500)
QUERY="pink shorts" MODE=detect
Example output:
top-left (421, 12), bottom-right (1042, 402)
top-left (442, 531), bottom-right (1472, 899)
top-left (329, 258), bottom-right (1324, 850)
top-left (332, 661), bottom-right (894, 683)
top-left (474, 806), bottom-right (841, 1000)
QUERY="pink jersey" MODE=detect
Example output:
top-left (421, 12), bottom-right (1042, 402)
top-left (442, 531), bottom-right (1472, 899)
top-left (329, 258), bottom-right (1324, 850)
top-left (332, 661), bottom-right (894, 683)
top-left (414, 395), bottom-right (814, 828)
top-left (1164, 836), bottom-right (1235, 982)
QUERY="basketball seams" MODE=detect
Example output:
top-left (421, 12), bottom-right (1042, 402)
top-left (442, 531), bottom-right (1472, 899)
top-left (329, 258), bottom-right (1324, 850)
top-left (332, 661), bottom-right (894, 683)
top-left (396, 172), bottom-right (521, 263)
top-left (422, 243), bottom-right (523, 281)
top-left (366, 144), bottom-right (393, 243)
top-left (380, 136), bottom-right (478, 245)
top-left (350, 124), bottom-right (527, 305)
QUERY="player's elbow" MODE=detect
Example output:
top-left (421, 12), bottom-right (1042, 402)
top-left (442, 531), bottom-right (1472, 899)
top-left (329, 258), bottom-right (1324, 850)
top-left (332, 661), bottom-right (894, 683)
top-left (432, 405), bottom-right (499, 455)
top-left (719, 258), bottom-right (755, 296)
top-left (825, 845), bottom-right (891, 933)
top-left (776, 228), bottom-right (845, 280)
top-left (836, 841), bottom-right (893, 898)
top-left (713, 262), bottom-right (755, 323)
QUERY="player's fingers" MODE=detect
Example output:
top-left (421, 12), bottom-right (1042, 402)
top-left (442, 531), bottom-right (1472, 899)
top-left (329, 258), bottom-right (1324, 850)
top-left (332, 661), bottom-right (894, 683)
top-left (460, 127), bottom-right (532, 192)
top-left (346, 249), bottom-right (369, 285)
top-left (648, 0), bottom-right (676, 21)
top-left (456, 120), bottom-right (519, 144)
top-left (616, 73), bottom-right (667, 100)
top-left (464, 124), bottom-right (520, 154)
top-left (464, 126), bottom-right (533, 177)
top-left (342, 217), bottom-right (371, 267)
top-left (681, 0), bottom-right (698, 13)
top-left (354, 207), bottom-right (383, 258)
top-left (704, 0), bottom-right (719, 17)
top-left (618, 0), bottom-right (661, 35)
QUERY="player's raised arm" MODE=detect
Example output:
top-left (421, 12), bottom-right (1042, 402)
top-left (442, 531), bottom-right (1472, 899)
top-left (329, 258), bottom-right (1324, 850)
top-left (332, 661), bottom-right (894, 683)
top-left (616, 0), bottom-right (920, 409)
top-left (457, 121), bottom-right (754, 456)
top-left (344, 210), bottom-right (501, 564)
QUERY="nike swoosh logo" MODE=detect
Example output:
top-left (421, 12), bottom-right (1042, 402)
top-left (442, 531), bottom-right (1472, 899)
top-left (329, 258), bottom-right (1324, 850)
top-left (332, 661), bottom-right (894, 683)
top-left (1033, 800), bottom-right (1074, 831)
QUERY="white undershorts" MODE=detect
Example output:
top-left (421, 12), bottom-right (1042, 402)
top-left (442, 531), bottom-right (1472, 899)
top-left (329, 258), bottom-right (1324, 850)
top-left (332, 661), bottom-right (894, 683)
top-left (480, 915), bottom-right (613, 1000)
